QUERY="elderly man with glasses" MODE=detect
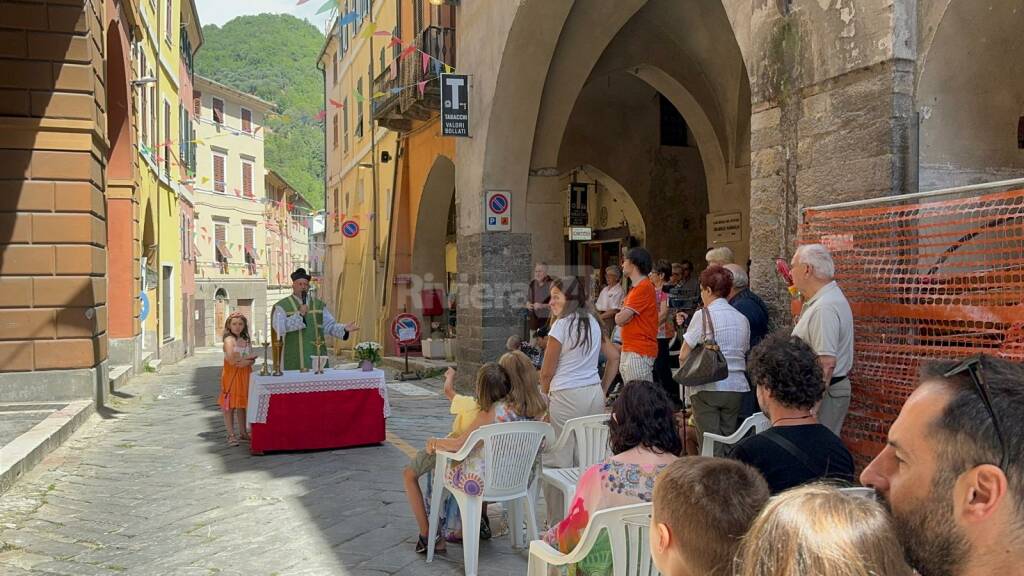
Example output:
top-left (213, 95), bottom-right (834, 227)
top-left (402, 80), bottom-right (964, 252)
top-left (861, 355), bottom-right (1024, 576)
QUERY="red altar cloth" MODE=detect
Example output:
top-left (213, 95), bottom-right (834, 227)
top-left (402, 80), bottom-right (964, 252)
top-left (246, 369), bottom-right (390, 455)
top-left (249, 388), bottom-right (386, 454)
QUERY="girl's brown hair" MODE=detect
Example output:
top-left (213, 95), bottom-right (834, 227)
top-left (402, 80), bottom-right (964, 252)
top-left (222, 312), bottom-right (251, 342)
top-left (734, 484), bottom-right (914, 576)
top-left (475, 362), bottom-right (511, 412)
top-left (498, 351), bottom-right (547, 419)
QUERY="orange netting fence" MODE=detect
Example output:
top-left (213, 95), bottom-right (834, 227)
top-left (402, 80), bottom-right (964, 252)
top-left (799, 186), bottom-right (1024, 466)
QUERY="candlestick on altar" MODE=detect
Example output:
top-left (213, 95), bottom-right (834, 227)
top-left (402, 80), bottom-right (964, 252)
top-left (260, 338), bottom-right (270, 376)
top-left (313, 338), bottom-right (325, 374)
top-left (272, 332), bottom-right (284, 376)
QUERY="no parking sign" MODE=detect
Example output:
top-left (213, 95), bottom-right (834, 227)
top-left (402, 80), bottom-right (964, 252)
top-left (391, 314), bottom-right (421, 345)
top-left (485, 190), bottom-right (511, 232)
top-left (341, 220), bottom-right (360, 239)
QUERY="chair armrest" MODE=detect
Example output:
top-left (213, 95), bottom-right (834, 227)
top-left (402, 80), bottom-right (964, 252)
top-left (529, 539), bottom-right (584, 566)
top-left (435, 435), bottom-right (484, 462)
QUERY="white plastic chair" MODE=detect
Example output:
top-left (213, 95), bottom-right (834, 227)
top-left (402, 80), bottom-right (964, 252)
top-left (541, 414), bottom-right (612, 516)
top-left (527, 502), bottom-right (657, 576)
top-left (700, 412), bottom-right (770, 456)
top-left (427, 421), bottom-right (555, 575)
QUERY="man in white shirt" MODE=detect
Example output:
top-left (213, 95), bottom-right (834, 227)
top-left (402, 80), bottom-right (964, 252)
top-left (594, 265), bottom-right (624, 334)
top-left (790, 244), bottom-right (855, 436)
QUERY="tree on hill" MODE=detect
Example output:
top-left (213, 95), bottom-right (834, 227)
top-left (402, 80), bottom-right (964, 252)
top-left (196, 13), bottom-right (326, 209)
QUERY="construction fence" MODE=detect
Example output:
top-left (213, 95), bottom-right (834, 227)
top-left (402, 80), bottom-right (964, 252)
top-left (799, 180), bottom-right (1024, 466)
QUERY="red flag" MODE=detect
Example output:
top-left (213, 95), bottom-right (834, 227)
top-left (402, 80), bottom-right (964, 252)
top-left (329, 98), bottom-right (344, 109)
top-left (422, 52), bottom-right (429, 75)
top-left (399, 45), bottom-right (416, 61)
top-left (314, 109), bottom-right (327, 121)
top-left (389, 36), bottom-right (403, 48)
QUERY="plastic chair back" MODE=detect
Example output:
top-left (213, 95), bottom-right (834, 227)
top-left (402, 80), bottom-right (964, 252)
top-left (477, 421), bottom-right (552, 499)
top-left (527, 502), bottom-right (658, 576)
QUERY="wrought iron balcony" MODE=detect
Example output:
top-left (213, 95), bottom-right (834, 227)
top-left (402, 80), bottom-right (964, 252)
top-left (372, 26), bottom-right (456, 132)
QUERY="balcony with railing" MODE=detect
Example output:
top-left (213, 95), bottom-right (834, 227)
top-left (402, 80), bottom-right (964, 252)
top-left (372, 26), bottom-right (455, 132)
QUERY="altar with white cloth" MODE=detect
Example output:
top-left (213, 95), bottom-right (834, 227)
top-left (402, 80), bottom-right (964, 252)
top-left (246, 368), bottom-right (389, 455)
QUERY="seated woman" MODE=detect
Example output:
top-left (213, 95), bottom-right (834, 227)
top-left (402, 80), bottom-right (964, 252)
top-left (543, 381), bottom-right (681, 575)
top-left (735, 484), bottom-right (913, 576)
top-left (731, 331), bottom-right (855, 494)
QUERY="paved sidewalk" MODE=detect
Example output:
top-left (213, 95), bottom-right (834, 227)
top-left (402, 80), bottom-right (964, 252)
top-left (0, 350), bottom-right (530, 575)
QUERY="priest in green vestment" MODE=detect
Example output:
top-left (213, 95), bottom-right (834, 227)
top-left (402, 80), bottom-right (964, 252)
top-left (271, 268), bottom-right (358, 371)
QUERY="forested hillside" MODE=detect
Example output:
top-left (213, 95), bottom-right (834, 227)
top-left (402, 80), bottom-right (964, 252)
top-left (196, 14), bottom-right (325, 209)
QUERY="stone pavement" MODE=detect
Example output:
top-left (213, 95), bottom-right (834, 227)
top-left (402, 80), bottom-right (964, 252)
top-left (0, 350), bottom-right (531, 575)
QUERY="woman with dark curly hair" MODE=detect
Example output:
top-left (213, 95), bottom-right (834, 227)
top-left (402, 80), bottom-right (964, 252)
top-left (543, 381), bottom-right (680, 574)
top-left (731, 331), bottom-right (855, 494)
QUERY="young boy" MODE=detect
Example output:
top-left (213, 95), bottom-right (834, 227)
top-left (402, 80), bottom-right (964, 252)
top-left (650, 457), bottom-right (769, 576)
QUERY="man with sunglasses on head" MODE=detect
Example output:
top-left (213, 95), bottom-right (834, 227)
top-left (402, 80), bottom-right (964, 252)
top-left (861, 355), bottom-right (1024, 576)
top-left (789, 243), bottom-right (854, 435)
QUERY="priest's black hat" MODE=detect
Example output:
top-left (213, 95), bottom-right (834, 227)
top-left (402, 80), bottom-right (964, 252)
top-left (291, 268), bottom-right (311, 281)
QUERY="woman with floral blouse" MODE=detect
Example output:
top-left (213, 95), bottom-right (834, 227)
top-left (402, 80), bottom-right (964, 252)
top-left (543, 380), bottom-right (681, 575)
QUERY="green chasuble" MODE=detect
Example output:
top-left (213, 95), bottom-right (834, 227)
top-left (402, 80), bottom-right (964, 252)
top-left (274, 294), bottom-right (328, 371)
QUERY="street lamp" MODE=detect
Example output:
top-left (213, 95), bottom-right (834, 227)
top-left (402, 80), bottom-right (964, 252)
top-left (131, 76), bottom-right (157, 86)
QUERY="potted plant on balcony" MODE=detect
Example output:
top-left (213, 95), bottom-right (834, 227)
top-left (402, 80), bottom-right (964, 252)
top-left (354, 341), bottom-right (382, 372)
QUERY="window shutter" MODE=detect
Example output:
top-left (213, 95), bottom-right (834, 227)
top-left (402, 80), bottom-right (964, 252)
top-left (242, 162), bottom-right (253, 197)
top-left (241, 108), bottom-right (252, 133)
top-left (214, 154), bottom-right (225, 192)
top-left (333, 115), bottom-right (339, 149)
top-left (193, 91), bottom-right (201, 117)
top-left (215, 224), bottom-right (226, 264)
top-left (163, 101), bottom-right (171, 173)
top-left (213, 98), bottom-right (223, 124)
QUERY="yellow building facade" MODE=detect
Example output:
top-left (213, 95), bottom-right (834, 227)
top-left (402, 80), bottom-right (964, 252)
top-left (134, 0), bottom-right (201, 365)
top-left (318, 0), bottom-right (400, 351)
top-left (192, 75), bottom-right (274, 345)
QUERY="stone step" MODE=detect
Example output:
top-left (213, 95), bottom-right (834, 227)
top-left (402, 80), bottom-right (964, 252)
top-left (146, 359), bottom-right (162, 373)
top-left (0, 400), bottom-right (94, 495)
top-left (108, 365), bottom-right (132, 392)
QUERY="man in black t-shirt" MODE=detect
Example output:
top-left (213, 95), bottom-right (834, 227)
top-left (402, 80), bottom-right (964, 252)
top-left (731, 331), bottom-right (855, 494)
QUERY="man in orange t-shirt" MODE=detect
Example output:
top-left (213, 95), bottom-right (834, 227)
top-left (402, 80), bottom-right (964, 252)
top-left (615, 247), bottom-right (659, 383)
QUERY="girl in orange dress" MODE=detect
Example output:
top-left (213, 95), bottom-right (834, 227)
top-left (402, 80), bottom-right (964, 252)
top-left (221, 312), bottom-right (257, 446)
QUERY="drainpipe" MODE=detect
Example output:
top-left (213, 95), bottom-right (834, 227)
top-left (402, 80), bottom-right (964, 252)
top-left (319, 58), bottom-right (329, 307)
top-left (155, 2), bottom-right (162, 360)
top-left (368, 25), bottom-right (381, 338)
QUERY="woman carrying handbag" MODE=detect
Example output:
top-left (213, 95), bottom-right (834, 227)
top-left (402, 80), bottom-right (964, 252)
top-left (673, 265), bottom-right (750, 455)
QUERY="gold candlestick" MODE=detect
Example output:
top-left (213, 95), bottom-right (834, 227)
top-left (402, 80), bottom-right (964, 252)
top-left (272, 333), bottom-right (284, 376)
top-left (313, 338), bottom-right (325, 374)
top-left (259, 338), bottom-right (270, 376)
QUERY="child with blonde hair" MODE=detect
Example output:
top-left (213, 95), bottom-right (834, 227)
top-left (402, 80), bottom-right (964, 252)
top-left (734, 484), bottom-right (914, 576)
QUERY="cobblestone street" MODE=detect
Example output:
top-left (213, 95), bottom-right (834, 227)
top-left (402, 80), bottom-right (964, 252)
top-left (0, 350), bottom-right (529, 576)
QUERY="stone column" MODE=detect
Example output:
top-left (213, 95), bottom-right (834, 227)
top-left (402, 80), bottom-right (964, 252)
top-left (745, 1), bottom-right (915, 320)
top-left (454, 232), bottom-right (532, 391)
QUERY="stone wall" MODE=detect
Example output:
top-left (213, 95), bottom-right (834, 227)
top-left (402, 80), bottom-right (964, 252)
top-left (0, 0), bottom-right (110, 402)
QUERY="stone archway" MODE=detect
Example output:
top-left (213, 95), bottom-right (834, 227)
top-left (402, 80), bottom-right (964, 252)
top-left (453, 0), bottom-right (751, 379)
top-left (530, 0), bottom-right (750, 268)
top-left (917, 0), bottom-right (1024, 190)
top-left (411, 155), bottom-right (456, 284)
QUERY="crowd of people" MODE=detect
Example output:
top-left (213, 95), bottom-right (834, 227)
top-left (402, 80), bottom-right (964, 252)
top-left (402, 242), bottom-right (1024, 576)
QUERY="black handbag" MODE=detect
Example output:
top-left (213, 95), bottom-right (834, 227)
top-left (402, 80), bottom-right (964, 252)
top-left (673, 307), bottom-right (729, 387)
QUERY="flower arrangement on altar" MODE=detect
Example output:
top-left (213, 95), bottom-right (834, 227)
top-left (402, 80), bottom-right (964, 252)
top-left (354, 341), bottom-right (382, 370)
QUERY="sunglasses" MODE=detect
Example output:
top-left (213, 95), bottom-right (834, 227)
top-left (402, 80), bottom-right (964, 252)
top-left (943, 355), bottom-right (1008, 471)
